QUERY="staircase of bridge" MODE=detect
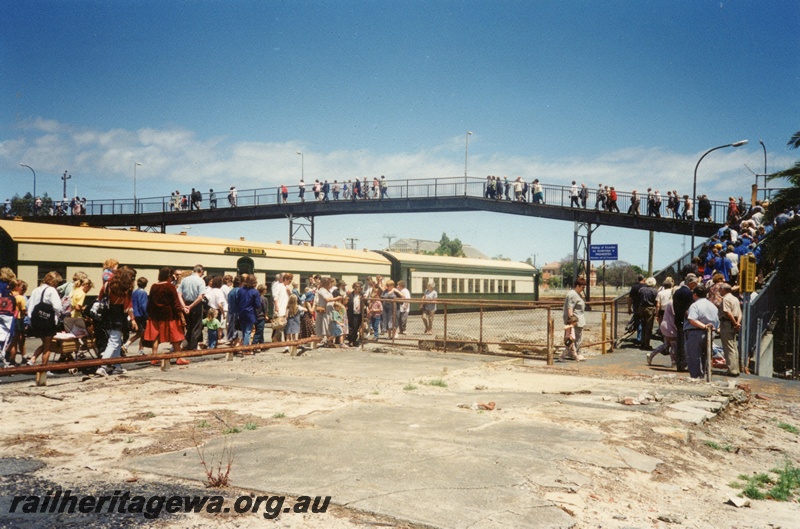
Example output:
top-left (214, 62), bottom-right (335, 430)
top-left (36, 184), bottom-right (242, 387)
top-left (22, 177), bottom-right (725, 237)
top-left (610, 237), bottom-right (780, 378)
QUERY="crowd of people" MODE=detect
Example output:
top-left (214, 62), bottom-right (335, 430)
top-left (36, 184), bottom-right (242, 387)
top-left (0, 261), bottom-right (441, 376)
top-left (621, 198), bottom-right (794, 378)
top-left (4, 176), bottom-right (741, 223)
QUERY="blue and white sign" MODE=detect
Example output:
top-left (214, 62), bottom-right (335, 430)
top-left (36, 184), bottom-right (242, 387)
top-left (589, 244), bottom-right (618, 261)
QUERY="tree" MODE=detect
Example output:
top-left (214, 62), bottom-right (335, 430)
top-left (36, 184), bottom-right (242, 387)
top-left (763, 130), bottom-right (800, 298)
top-left (431, 232), bottom-right (466, 257)
top-left (9, 192), bottom-right (54, 217)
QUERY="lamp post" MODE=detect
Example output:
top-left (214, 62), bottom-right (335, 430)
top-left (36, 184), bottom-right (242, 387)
top-left (296, 151), bottom-right (304, 181)
top-left (759, 140), bottom-right (767, 200)
top-left (61, 171), bottom-right (72, 201)
top-left (19, 164), bottom-right (36, 213)
top-left (464, 131), bottom-right (473, 195)
top-left (691, 140), bottom-right (748, 250)
top-left (133, 162), bottom-right (142, 212)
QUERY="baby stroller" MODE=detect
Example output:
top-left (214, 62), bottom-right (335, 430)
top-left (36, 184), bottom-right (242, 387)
top-left (0, 313), bottom-right (15, 368)
top-left (52, 317), bottom-right (102, 375)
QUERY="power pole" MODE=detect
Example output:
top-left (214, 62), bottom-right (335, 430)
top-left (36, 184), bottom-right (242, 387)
top-left (383, 234), bottom-right (397, 250)
top-left (344, 238), bottom-right (358, 250)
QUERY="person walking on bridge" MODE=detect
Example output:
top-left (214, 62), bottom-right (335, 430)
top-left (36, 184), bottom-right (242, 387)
top-left (569, 181), bottom-right (579, 207)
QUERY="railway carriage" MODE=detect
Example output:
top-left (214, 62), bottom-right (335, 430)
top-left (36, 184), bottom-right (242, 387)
top-left (0, 220), bottom-right (390, 289)
top-left (375, 251), bottom-right (539, 301)
top-left (0, 220), bottom-right (538, 302)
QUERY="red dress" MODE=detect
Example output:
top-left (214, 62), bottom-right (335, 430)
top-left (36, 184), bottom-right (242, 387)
top-left (144, 282), bottom-right (185, 343)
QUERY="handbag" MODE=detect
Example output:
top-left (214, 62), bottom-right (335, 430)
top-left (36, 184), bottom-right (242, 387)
top-left (30, 287), bottom-right (57, 337)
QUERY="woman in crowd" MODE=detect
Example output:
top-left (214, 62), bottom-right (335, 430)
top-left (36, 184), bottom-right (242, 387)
top-left (144, 267), bottom-right (187, 363)
top-left (561, 277), bottom-right (586, 361)
top-left (11, 280), bottom-right (28, 364)
top-left (237, 274), bottom-right (261, 347)
top-left (96, 267), bottom-right (137, 376)
top-left (26, 271), bottom-right (63, 366)
top-left (122, 277), bottom-right (149, 355)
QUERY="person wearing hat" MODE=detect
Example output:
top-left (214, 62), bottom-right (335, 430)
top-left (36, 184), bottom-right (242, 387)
top-left (671, 273), bottom-right (699, 372)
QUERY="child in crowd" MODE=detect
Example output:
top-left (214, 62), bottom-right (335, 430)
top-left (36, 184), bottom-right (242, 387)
top-left (560, 314), bottom-right (585, 362)
top-left (203, 308), bottom-right (221, 349)
top-left (70, 279), bottom-right (94, 318)
top-left (285, 295), bottom-right (300, 343)
top-left (368, 291), bottom-right (383, 341)
top-left (330, 302), bottom-right (345, 347)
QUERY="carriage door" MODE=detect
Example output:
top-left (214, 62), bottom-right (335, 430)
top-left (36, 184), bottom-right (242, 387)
top-left (237, 257), bottom-right (254, 276)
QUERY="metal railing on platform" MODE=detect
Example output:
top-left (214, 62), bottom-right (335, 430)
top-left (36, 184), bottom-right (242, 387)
top-left (13, 176), bottom-right (732, 224)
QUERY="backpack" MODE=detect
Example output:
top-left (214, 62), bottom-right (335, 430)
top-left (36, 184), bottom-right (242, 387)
top-left (0, 291), bottom-right (15, 318)
top-left (30, 287), bottom-right (58, 337)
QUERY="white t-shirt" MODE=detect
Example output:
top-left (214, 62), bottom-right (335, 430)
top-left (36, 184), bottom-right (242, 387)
top-left (272, 281), bottom-right (289, 317)
top-left (398, 288), bottom-right (411, 313)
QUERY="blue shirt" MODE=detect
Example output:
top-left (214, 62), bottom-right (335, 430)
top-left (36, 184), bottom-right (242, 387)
top-left (132, 288), bottom-right (148, 318)
top-left (684, 298), bottom-right (720, 331)
top-left (237, 286), bottom-right (260, 325)
top-left (178, 274), bottom-right (205, 303)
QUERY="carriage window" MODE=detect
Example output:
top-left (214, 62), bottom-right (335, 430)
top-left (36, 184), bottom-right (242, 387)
top-left (483, 279), bottom-right (488, 292)
top-left (468, 279), bottom-right (474, 293)
top-left (37, 263), bottom-right (67, 286)
top-left (490, 279), bottom-right (496, 293)
top-left (451, 278), bottom-right (458, 293)
top-left (440, 278), bottom-right (447, 293)
top-left (511, 280), bottom-right (516, 293)
top-left (459, 278), bottom-right (465, 293)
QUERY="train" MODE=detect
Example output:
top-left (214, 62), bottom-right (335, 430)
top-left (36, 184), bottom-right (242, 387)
top-left (0, 219), bottom-right (538, 300)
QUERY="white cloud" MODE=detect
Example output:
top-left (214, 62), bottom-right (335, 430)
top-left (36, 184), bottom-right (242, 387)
top-left (1, 118), bottom-right (794, 202)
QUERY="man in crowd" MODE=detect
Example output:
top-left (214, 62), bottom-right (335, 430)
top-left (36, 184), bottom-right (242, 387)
top-left (683, 284), bottom-right (719, 379)
top-left (672, 273), bottom-right (699, 373)
top-left (178, 264), bottom-right (206, 350)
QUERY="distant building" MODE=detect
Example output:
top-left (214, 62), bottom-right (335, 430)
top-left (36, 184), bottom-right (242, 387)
top-left (388, 238), bottom-right (489, 260)
top-left (540, 260), bottom-right (596, 288)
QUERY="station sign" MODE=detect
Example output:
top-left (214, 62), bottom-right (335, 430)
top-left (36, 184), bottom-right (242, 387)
top-left (224, 246), bottom-right (267, 256)
top-left (589, 244), bottom-right (618, 261)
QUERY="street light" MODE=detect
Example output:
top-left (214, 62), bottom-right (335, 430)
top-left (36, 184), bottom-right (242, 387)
top-left (133, 162), bottom-right (142, 212)
top-left (296, 151), bottom-right (304, 181)
top-left (19, 164), bottom-right (36, 212)
top-left (759, 140), bottom-right (767, 200)
top-left (691, 139), bottom-right (748, 249)
top-left (464, 131), bottom-right (472, 195)
top-left (61, 170), bottom-right (72, 201)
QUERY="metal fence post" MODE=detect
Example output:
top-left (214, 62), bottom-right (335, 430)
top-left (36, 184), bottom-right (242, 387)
top-left (705, 327), bottom-right (713, 383)
top-left (479, 305), bottom-right (484, 351)
top-left (443, 302), bottom-right (448, 353)
top-left (546, 307), bottom-right (554, 365)
top-left (601, 312), bottom-right (607, 355)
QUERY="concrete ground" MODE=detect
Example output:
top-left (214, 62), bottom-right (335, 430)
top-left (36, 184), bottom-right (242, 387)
top-left (3, 335), bottom-right (800, 529)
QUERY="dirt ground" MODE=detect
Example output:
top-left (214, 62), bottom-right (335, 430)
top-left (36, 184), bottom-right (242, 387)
top-left (1, 340), bottom-right (799, 529)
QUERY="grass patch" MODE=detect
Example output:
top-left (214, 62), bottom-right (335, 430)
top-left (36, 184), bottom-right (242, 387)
top-left (704, 440), bottom-right (735, 452)
top-left (272, 413), bottom-right (285, 419)
top-left (778, 422), bottom-right (800, 434)
top-left (244, 422), bottom-right (257, 431)
top-left (421, 378), bottom-right (447, 388)
top-left (403, 382), bottom-right (418, 391)
top-left (144, 412), bottom-right (156, 419)
top-left (197, 420), bottom-right (210, 428)
top-left (222, 427), bottom-right (241, 434)
top-left (731, 463), bottom-right (800, 501)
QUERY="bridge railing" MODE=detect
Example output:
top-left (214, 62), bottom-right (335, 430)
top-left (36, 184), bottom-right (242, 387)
top-left (25, 176), bottom-right (733, 224)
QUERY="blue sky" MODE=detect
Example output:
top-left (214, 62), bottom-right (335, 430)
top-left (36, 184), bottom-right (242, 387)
top-left (2, 0), bottom-right (798, 269)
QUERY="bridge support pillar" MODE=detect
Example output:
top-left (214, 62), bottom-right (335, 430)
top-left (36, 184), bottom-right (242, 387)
top-left (288, 214), bottom-right (314, 246)
top-left (573, 221), bottom-right (599, 302)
